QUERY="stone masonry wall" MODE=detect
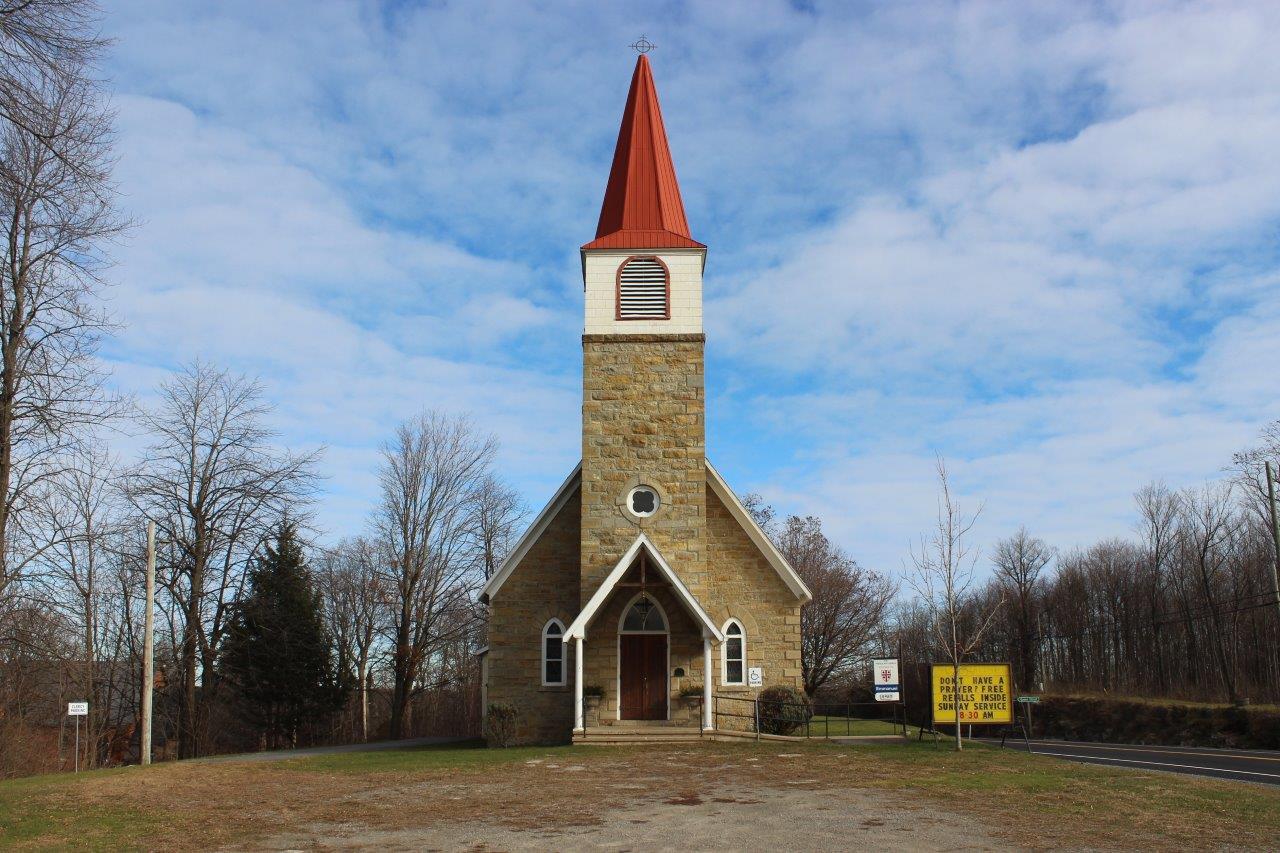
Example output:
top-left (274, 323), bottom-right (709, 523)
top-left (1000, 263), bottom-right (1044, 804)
top-left (703, 486), bottom-right (805, 731)
top-left (485, 486), bottom-right (581, 745)
top-left (488, 326), bottom-right (804, 742)
top-left (577, 484), bottom-right (805, 734)
top-left (580, 334), bottom-right (707, 606)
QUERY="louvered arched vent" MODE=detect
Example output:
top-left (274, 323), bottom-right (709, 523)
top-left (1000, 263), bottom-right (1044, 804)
top-left (617, 257), bottom-right (669, 320)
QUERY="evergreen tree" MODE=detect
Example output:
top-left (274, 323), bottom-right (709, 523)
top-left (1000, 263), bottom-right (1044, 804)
top-left (221, 522), bottom-right (347, 748)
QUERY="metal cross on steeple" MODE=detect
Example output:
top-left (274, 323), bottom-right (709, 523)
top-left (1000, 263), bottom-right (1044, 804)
top-left (629, 35), bottom-right (656, 55)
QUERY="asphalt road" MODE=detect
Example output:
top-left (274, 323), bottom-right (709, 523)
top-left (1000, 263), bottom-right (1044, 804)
top-left (990, 738), bottom-right (1280, 785)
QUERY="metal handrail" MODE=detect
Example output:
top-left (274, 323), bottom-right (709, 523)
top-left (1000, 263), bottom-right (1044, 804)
top-left (710, 693), bottom-right (908, 739)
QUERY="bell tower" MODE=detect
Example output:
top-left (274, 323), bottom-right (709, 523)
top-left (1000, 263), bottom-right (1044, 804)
top-left (579, 54), bottom-right (709, 605)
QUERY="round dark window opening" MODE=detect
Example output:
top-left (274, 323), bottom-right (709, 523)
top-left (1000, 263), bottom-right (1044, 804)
top-left (628, 486), bottom-right (659, 517)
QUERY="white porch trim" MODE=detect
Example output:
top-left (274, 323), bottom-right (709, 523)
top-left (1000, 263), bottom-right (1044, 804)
top-left (573, 636), bottom-right (584, 732)
top-left (702, 636), bottom-right (713, 730)
top-left (705, 459), bottom-right (813, 602)
top-left (563, 533), bottom-right (725, 643)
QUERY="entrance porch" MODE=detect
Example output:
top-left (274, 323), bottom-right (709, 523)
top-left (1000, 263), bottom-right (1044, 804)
top-left (563, 535), bottom-right (722, 736)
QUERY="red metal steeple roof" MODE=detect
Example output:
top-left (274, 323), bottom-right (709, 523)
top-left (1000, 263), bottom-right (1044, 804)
top-left (582, 55), bottom-right (704, 251)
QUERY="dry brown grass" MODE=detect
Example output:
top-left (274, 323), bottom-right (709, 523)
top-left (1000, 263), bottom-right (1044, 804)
top-left (2, 740), bottom-right (1278, 850)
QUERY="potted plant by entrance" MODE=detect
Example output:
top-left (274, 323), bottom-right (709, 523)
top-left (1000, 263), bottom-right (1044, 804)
top-left (677, 684), bottom-right (704, 724)
top-left (583, 684), bottom-right (604, 726)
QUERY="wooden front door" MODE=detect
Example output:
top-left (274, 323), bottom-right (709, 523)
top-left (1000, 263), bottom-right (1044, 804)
top-left (620, 634), bottom-right (667, 720)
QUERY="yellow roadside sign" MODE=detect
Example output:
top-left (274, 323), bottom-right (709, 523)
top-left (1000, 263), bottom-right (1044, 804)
top-left (931, 663), bottom-right (1013, 724)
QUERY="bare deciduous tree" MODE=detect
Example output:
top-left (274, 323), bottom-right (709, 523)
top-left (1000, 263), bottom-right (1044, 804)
top-left (469, 474), bottom-right (522, 582)
top-left (0, 1), bottom-right (107, 158)
top-left (29, 443), bottom-right (120, 767)
top-left (908, 458), bottom-right (1003, 751)
top-left (319, 537), bottom-right (383, 742)
top-left (0, 32), bottom-right (123, 602)
top-left (124, 363), bottom-right (319, 758)
top-left (774, 515), bottom-right (896, 696)
top-left (1231, 420), bottom-right (1280, 526)
top-left (1136, 482), bottom-right (1179, 693)
top-left (991, 527), bottom-right (1052, 691)
top-left (1178, 484), bottom-right (1243, 704)
top-left (373, 411), bottom-right (494, 739)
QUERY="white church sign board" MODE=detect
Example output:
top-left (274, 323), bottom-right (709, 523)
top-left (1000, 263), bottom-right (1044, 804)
top-left (67, 701), bottom-right (88, 716)
top-left (873, 658), bottom-right (900, 702)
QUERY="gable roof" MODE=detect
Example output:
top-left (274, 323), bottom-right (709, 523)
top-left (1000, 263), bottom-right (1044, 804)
top-left (479, 462), bottom-right (580, 603)
top-left (564, 533), bottom-right (723, 642)
top-left (581, 55), bottom-right (703, 252)
top-left (705, 459), bottom-right (813, 602)
top-left (479, 458), bottom-right (812, 605)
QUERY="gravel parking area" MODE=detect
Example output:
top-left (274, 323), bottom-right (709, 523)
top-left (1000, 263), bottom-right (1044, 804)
top-left (255, 773), bottom-right (996, 851)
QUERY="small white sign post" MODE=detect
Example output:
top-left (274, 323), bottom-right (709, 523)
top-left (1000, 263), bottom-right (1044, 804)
top-left (67, 702), bottom-right (88, 773)
top-left (872, 658), bottom-right (901, 702)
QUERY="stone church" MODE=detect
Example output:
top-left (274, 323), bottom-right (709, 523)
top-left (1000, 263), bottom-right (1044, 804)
top-left (479, 54), bottom-right (810, 744)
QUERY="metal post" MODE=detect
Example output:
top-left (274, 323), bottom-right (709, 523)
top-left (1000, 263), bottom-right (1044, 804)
top-left (74, 715), bottom-right (80, 774)
top-left (1265, 463), bottom-right (1280, 624)
top-left (142, 521), bottom-right (155, 766)
top-left (754, 697), bottom-right (760, 741)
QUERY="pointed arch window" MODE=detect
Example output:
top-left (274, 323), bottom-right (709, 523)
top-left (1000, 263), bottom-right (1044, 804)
top-left (617, 257), bottom-right (670, 320)
top-left (722, 619), bottom-right (745, 686)
top-left (542, 619), bottom-right (566, 686)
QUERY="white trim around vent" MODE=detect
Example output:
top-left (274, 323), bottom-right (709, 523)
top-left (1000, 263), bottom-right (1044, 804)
top-left (617, 256), bottom-right (669, 320)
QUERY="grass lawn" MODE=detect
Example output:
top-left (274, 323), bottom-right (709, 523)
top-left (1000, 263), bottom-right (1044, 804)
top-left (806, 714), bottom-right (910, 736)
top-left (2, 738), bottom-right (1278, 850)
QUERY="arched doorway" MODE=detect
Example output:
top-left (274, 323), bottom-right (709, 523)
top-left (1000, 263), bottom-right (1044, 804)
top-left (617, 592), bottom-right (668, 720)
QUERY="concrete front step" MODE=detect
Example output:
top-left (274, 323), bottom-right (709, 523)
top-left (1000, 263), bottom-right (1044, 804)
top-left (574, 726), bottom-right (706, 745)
top-left (576, 732), bottom-right (706, 737)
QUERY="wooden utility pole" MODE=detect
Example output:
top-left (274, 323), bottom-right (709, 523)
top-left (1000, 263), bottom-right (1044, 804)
top-left (361, 661), bottom-right (370, 743)
top-left (141, 520), bottom-right (155, 765)
top-left (1266, 463), bottom-right (1280, 625)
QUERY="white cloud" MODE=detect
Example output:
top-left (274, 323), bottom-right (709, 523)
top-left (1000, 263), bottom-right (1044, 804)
top-left (95, 0), bottom-right (1280, 569)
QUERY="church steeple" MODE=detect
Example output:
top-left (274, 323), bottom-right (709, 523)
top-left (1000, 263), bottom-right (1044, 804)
top-left (582, 55), bottom-right (704, 251)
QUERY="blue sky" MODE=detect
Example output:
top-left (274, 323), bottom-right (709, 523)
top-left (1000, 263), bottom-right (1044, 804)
top-left (99, 1), bottom-right (1280, 576)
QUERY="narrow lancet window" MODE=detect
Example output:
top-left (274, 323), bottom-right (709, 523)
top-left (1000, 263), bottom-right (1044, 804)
top-left (542, 619), bottom-right (566, 686)
top-left (722, 620), bottom-right (745, 685)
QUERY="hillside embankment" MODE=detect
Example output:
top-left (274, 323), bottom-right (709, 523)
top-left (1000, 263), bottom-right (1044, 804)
top-left (1031, 694), bottom-right (1280, 749)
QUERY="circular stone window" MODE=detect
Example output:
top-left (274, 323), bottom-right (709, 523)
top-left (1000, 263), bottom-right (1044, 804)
top-left (627, 485), bottom-right (660, 518)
